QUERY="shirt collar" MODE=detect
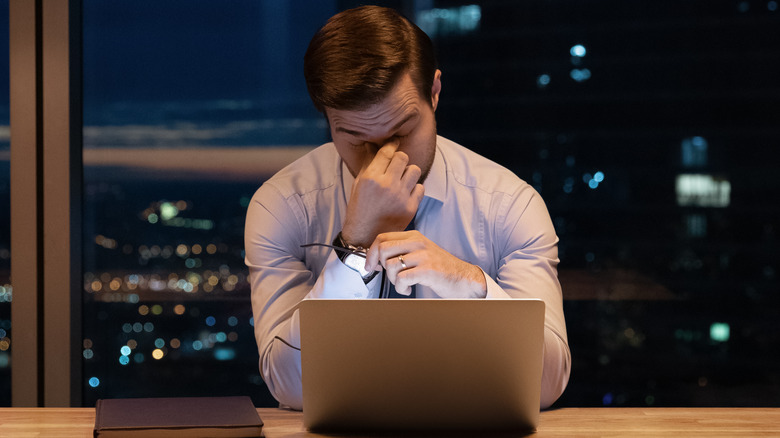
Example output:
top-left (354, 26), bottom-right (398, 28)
top-left (341, 138), bottom-right (446, 205)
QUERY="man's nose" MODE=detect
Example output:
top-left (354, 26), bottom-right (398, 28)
top-left (365, 136), bottom-right (401, 149)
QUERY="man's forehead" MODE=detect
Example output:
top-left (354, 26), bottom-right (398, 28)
top-left (330, 109), bottom-right (418, 137)
top-left (328, 98), bottom-right (420, 137)
top-left (327, 73), bottom-right (424, 135)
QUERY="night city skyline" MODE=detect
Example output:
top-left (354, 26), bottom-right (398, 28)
top-left (2, 0), bottom-right (779, 408)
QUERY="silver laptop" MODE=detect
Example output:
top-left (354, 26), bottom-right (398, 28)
top-left (299, 298), bottom-right (545, 433)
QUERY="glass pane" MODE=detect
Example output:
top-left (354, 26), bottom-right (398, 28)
top-left (82, 0), bottom-right (335, 406)
top-left (0, 0), bottom-right (11, 407)
top-left (79, 0), bottom-right (780, 409)
top-left (423, 0), bottom-right (780, 406)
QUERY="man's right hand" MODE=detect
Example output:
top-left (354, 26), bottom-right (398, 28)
top-left (340, 140), bottom-right (424, 248)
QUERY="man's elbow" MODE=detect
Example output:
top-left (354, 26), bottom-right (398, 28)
top-left (539, 332), bottom-right (571, 409)
top-left (260, 343), bottom-right (304, 410)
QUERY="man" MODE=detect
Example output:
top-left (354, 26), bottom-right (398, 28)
top-left (245, 6), bottom-right (570, 410)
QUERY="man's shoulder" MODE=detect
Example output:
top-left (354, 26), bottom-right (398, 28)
top-left (438, 136), bottom-right (528, 195)
top-left (260, 143), bottom-right (341, 199)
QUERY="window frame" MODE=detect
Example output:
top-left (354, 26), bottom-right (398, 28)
top-left (9, 0), bottom-right (82, 407)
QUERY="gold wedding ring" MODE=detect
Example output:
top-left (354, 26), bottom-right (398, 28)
top-left (398, 254), bottom-right (407, 270)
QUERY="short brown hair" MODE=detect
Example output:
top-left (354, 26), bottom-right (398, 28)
top-left (303, 5), bottom-right (437, 113)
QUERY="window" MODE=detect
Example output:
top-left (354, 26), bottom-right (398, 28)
top-left (7, 0), bottom-right (779, 408)
top-left (81, 0), bottom-right (335, 406)
top-left (427, 0), bottom-right (780, 406)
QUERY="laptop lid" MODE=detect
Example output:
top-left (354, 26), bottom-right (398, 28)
top-left (299, 299), bottom-right (545, 432)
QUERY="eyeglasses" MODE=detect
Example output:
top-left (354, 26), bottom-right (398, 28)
top-left (300, 242), bottom-right (366, 256)
top-left (300, 243), bottom-right (392, 298)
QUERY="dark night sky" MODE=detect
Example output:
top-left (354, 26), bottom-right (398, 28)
top-left (83, 1), bottom-right (335, 109)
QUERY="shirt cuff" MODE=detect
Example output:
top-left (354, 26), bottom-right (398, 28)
top-left (306, 251), bottom-right (381, 299)
top-left (482, 267), bottom-right (511, 299)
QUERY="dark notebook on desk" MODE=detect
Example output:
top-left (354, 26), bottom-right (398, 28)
top-left (299, 298), bottom-right (546, 433)
top-left (93, 396), bottom-right (263, 437)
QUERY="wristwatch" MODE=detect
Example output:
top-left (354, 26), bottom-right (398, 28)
top-left (332, 232), bottom-right (378, 283)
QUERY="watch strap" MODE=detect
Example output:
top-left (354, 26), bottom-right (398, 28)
top-left (332, 232), bottom-right (377, 283)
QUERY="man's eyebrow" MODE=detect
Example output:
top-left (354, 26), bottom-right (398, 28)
top-left (389, 113), bottom-right (417, 133)
top-left (335, 126), bottom-right (365, 137)
top-left (335, 113), bottom-right (418, 137)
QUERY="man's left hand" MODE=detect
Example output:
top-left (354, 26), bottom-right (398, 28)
top-left (364, 230), bottom-right (487, 297)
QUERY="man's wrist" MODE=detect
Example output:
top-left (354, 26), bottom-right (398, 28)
top-left (333, 232), bottom-right (378, 283)
top-left (467, 263), bottom-right (488, 298)
top-left (338, 226), bottom-right (370, 249)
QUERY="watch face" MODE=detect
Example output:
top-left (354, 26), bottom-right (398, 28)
top-left (344, 253), bottom-right (370, 278)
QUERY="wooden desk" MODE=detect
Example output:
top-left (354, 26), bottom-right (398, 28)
top-left (0, 407), bottom-right (778, 437)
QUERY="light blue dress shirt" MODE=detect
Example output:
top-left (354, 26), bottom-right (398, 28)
top-left (245, 136), bottom-right (570, 410)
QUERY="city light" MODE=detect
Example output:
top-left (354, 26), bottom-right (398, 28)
top-left (160, 202), bottom-right (178, 221)
top-left (0, 284), bottom-right (10, 302)
top-left (214, 348), bottom-right (236, 361)
top-left (710, 323), bottom-right (730, 342)
top-left (570, 44), bottom-right (587, 57)
top-left (570, 68), bottom-right (592, 82)
top-left (417, 5), bottom-right (481, 37)
top-left (584, 171), bottom-right (605, 189)
top-left (537, 74), bottom-right (551, 89)
top-left (681, 136), bottom-right (708, 167)
top-left (676, 174), bottom-right (731, 207)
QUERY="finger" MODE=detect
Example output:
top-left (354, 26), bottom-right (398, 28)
top-left (387, 253), bottom-right (414, 296)
top-left (384, 150), bottom-right (410, 178)
top-left (393, 254), bottom-right (419, 296)
top-left (393, 272), bottom-right (414, 296)
top-left (364, 141), bottom-right (399, 175)
top-left (400, 164), bottom-right (422, 191)
top-left (394, 284), bottom-right (413, 296)
top-left (364, 231), bottom-right (412, 272)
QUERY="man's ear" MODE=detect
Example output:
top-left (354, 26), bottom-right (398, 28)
top-left (431, 69), bottom-right (442, 111)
